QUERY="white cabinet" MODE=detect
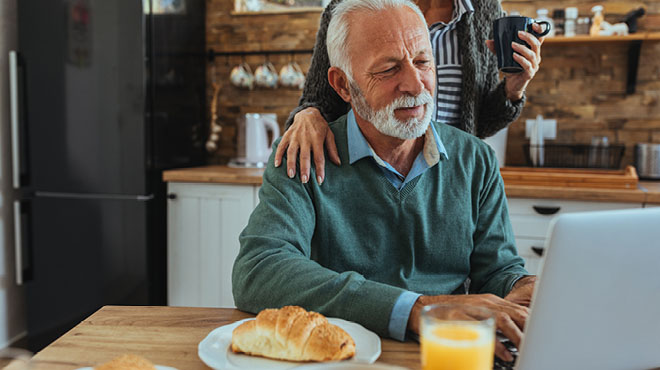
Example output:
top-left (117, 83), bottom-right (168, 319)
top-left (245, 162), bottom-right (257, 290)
top-left (508, 198), bottom-right (642, 275)
top-left (167, 182), bottom-right (259, 308)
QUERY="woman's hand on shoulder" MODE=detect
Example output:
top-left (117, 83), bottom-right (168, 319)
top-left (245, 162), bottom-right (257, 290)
top-left (274, 107), bottom-right (341, 185)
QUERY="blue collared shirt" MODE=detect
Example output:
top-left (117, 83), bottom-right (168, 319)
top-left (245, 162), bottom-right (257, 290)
top-left (347, 109), bottom-right (448, 340)
top-left (347, 110), bottom-right (448, 190)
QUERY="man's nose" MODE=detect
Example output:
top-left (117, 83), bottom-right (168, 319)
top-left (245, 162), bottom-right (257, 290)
top-left (397, 63), bottom-right (425, 96)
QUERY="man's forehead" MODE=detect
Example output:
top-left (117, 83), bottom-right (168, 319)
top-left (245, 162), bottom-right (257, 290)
top-left (347, 7), bottom-right (430, 58)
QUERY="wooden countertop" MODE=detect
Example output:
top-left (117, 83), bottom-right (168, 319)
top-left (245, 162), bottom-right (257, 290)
top-left (25, 306), bottom-right (420, 370)
top-left (640, 180), bottom-right (660, 204)
top-left (163, 165), bottom-right (266, 185)
top-left (163, 165), bottom-right (660, 204)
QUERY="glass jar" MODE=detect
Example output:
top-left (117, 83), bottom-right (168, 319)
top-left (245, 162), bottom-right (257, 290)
top-left (577, 17), bottom-right (591, 35)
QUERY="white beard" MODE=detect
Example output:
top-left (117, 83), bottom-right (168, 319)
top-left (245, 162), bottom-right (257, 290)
top-left (349, 80), bottom-right (434, 140)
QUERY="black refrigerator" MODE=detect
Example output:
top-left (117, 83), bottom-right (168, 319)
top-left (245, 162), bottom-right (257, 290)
top-left (9, 0), bottom-right (206, 351)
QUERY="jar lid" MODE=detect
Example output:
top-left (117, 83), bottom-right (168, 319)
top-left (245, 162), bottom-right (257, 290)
top-left (565, 7), bottom-right (578, 18)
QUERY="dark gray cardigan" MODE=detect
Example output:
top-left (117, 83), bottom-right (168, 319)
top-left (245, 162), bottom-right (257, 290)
top-left (285, 0), bottom-right (525, 139)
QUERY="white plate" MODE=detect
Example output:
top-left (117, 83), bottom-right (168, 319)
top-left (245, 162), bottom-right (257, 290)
top-left (75, 366), bottom-right (177, 370)
top-left (294, 364), bottom-right (409, 370)
top-left (198, 318), bottom-right (381, 370)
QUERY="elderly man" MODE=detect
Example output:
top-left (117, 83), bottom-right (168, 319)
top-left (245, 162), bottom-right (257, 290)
top-left (233, 0), bottom-right (534, 361)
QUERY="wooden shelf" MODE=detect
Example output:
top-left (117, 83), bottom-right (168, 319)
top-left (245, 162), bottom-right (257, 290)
top-left (544, 32), bottom-right (660, 43)
top-left (542, 32), bottom-right (660, 94)
top-left (231, 6), bottom-right (323, 16)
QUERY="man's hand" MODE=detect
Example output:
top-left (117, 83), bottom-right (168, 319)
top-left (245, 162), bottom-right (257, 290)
top-left (486, 23), bottom-right (546, 101)
top-left (407, 294), bottom-right (529, 362)
top-left (504, 275), bottom-right (537, 307)
top-left (273, 107), bottom-right (341, 185)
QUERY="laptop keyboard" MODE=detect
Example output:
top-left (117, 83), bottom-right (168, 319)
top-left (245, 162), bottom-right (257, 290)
top-left (493, 336), bottom-right (519, 370)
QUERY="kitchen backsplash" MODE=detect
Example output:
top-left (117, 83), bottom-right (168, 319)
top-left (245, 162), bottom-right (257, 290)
top-left (206, 0), bottom-right (660, 168)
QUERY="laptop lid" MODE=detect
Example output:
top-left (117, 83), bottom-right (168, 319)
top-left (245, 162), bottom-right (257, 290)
top-left (516, 207), bottom-right (660, 370)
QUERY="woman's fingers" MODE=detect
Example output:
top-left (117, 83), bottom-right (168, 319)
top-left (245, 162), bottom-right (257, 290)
top-left (313, 141), bottom-right (326, 185)
top-left (531, 23), bottom-right (548, 44)
top-left (325, 129), bottom-right (341, 166)
top-left (286, 142), bottom-right (299, 179)
top-left (274, 135), bottom-right (289, 167)
top-left (298, 144), bottom-right (312, 183)
top-left (511, 42), bottom-right (538, 70)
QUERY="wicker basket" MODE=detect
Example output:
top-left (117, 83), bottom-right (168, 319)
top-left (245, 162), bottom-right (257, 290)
top-left (523, 144), bottom-right (625, 169)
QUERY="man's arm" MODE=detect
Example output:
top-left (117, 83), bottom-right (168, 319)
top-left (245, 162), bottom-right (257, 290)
top-left (468, 147), bottom-right (528, 297)
top-left (232, 141), bottom-right (407, 338)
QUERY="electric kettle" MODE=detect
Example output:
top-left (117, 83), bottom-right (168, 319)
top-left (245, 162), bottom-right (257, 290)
top-left (231, 113), bottom-right (280, 167)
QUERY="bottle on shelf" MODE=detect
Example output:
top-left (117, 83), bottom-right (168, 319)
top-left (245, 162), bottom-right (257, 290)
top-left (536, 8), bottom-right (555, 37)
top-left (590, 5), bottom-right (604, 36)
top-left (552, 9), bottom-right (565, 36)
top-left (564, 7), bottom-right (578, 37)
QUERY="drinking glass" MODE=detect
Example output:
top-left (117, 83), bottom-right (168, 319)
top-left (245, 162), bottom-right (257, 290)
top-left (420, 304), bottom-right (495, 370)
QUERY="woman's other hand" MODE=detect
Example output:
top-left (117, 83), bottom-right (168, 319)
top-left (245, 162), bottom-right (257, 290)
top-left (486, 22), bottom-right (546, 101)
top-left (274, 107), bottom-right (341, 184)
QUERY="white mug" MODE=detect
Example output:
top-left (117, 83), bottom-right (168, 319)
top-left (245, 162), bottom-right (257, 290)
top-left (230, 62), bottom-right (254, 90)
top-left (279, 61), bottom-right (305, 89)
top-left (255, 61), bottom-right (278, 89)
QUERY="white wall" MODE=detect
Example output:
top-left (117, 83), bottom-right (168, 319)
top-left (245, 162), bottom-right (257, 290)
top-left (0, 0), bottom-right (26, 349)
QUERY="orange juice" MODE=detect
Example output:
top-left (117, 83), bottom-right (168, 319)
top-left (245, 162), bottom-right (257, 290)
top-left (421, 323), bottom-right (495, 370)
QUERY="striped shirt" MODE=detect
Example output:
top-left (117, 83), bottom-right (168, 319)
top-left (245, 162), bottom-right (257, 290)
top-left (429, 0), bottom-right (475, 125)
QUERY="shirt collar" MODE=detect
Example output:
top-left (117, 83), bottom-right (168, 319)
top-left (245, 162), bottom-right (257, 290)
top-left (347, 109), bottom-right (448, 167)
top-left (428, 0), bottom-right (475, 30)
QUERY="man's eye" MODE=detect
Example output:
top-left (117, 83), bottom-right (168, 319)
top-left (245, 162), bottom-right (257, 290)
top-left (416, 60), bottom-right (431, 66)
top-left (379, 66), bottom-right (397, 75)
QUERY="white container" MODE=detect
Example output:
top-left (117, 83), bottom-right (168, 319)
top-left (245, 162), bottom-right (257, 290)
top-left (565, 7), bottom-right (578, 37)
top-left (483, 127), bottom-right (509, 167)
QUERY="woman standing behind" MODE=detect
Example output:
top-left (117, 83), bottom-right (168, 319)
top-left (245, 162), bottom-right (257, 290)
top-left (275, 0), bottom-right (545, 184)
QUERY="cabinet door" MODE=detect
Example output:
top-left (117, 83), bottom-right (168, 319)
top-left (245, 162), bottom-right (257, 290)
top-left (167, 183), bottom-right (256, 308)
top-left (515, 237), bottom-right (546, 276)
top-left (508, 198), bottom-right (642, 239)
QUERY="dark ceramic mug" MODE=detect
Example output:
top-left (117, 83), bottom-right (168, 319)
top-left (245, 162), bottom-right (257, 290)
top-left (493, 16), bottom-right (551, 73)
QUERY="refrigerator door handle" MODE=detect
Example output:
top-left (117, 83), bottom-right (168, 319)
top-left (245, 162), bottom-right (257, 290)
top-left (9, 51), bottom-right (21, 190)
top-left (13, 201), bottom-right (24, 286)
top-left (35, 191), bottom-right (155, 201)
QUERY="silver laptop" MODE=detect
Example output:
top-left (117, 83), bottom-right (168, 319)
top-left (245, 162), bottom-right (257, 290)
top-left (516, 207), bottom-right (660, 370)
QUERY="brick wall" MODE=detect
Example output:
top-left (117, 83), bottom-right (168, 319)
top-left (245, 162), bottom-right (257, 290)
top-left (501, 0), bottom-right (660, 167)
top-left (206, 0), bottom-right (660, 168)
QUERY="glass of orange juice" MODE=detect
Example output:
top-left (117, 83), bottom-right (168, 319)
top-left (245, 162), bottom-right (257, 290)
top-left (420, 304), bottom-right (495, 370)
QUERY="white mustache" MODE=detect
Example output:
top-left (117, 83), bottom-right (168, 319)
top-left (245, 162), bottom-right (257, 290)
top-left (389, 91), bottom-right (434, 111)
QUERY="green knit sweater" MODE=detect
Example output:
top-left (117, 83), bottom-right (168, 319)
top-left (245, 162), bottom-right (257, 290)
top-left (233, 115), bottom-right (527, 337)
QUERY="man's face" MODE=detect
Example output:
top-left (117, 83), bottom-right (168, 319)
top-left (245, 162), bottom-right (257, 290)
top-left (345, 6), bottom-right (436, 139)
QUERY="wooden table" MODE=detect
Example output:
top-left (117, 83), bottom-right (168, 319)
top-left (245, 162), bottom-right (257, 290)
top-left (26, 306), bottom-right (421, 370)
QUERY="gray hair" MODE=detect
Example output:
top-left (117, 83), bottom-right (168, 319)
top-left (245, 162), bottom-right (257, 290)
top-left (326, 0), bottom-right (428, 80)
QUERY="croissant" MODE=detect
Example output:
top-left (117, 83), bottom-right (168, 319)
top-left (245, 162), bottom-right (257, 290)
top-left (231, 305), bottom-right (356, 362)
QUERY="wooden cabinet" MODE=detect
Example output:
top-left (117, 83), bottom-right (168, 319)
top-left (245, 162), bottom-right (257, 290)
top-left (167, 182), bottom-right (259, 308)
top-left (508, 198), bottom-right (643, 275)
top-left (164, 171), bottom-right (653, 306)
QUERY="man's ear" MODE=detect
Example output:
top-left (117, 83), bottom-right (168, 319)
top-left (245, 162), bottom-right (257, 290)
top-left (328, 67), bottom-right (352, 103)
